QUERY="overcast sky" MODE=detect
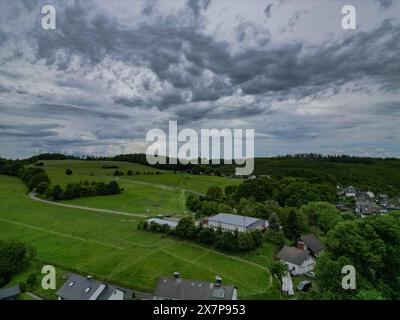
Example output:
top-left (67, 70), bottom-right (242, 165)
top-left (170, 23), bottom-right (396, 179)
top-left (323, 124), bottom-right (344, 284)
top-left (0, 0), bottom-right (399, 159)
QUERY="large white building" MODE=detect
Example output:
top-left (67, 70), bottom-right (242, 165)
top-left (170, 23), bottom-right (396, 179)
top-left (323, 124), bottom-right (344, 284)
top-left (204, 213), bottom-right (268, 233)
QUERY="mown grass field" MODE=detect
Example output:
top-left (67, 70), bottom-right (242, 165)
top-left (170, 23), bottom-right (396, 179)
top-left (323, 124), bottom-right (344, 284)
top-left (34, 160), bottom-right (241, 215)
top-left (0, 174), bottom-right (280, 299)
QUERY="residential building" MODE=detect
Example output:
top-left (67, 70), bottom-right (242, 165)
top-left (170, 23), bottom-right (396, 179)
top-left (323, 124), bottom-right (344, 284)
top-left (146, 217), bottom-right (179, 229)
top-left (356, 200), bottom-right (380, 215)
top-left (0, 285), bottom-right (20, 300)
top-left (299, 234), bottom-right (325, 258)
top-left (276, 244), bottom-right (315, 275)
top-left (203, 213), bottom-right (267, 233)
top-left (344, 186), bottom-right (356, 198)
top-left (153, 273), bottom-right (237, 300)
top-left (366, 191), bottom-right (375, 198)
top-left (56, 273), bottom-right (134, 300)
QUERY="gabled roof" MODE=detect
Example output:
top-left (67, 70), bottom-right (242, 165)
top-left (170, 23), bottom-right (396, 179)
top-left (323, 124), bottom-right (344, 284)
top-left (300, 234), bottom-right (325, 255)
top-left (276, 246), bottom-right (310, 266)
top-left (56, 273), bottom-right (132, 300)
top-left (208, 213), bottom-right (262, 228)
top-left (153, 277), bottom-right (236, 300)
top-left (0, 285), bottom-right (20, 299)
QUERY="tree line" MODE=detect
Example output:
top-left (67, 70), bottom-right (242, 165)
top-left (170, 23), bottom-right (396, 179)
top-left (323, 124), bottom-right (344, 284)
top-left (137, 217), bottom-right (263, 253)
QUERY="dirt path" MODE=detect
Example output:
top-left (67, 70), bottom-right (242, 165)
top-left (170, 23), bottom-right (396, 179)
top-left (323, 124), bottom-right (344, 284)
top-left (28, 192), bottom-right (147, 218)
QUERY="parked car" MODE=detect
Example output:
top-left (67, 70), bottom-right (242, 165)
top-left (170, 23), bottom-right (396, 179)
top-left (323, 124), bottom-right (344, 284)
top-left (297, 280), bottom-right (312, 292)
top-left (305, 271), bottom-right (315, 279)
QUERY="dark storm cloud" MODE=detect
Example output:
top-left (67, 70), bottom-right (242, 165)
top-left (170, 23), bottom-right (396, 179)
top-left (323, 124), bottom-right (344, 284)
top-left (0, 123), bottom-right (59, 138)
top-left (375, 0), bottom-right (394, 9)
top-left (264, 4), bottom-right (273, 18)
top-left (32, 103), bottom-right (127, 120)
top-left (25, 1), bottom-right (399, 115)
top-left (1, 0), bottom-right (399, 158)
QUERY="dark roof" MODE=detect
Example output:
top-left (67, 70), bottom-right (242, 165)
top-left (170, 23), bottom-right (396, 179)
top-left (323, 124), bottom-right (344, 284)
top-left (208, 213), bottom-right (263, 228)
top-left (56, 273), bottom-right (133, 300)
top-left (276, 246), bottom-right (310, 266)
top-left (0, 285), bottom-right (20, 299)
top-left (300, 234), bottom-right (325, 255)
top-left (153, 277), bottom-right (236, 300)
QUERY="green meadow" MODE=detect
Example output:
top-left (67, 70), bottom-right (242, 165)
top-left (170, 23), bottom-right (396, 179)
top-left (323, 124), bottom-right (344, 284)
top-left (35, 160), bottom-right (241, 215)
top-left (0, 172), bottom-right (280, 299)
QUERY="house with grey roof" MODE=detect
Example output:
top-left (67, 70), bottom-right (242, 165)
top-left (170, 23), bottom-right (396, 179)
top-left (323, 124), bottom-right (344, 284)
top-left (203, 213), bottom-right (268, 233)
top-left (0, 285), bottom-right (20, 300)
top-left (56, 273), bottom-right (134, 300)
top-left (300, 234), bottom-right (325, 258)
top-left (146, 217), bottom-right (179, 229)
top-left (153, 273), bottom-right (237, 300)
top-left (276, 244), bottom-right (315, 275)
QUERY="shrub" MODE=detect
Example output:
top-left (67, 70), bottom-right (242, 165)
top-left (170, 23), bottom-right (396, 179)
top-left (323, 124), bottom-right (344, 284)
top-left (65, 169), bottom-right (73, 175)
top-left (28, 173), bottom-right (51, 191)
top-left (36, 182), bottom-right (49, 195)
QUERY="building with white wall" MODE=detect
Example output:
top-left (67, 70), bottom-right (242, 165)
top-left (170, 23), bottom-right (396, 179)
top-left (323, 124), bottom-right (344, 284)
top-left (204, 213), bottom-right (267, 233)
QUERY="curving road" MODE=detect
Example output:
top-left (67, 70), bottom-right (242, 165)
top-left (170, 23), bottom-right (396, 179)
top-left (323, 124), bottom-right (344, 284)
top-left (28, 192), bottom-right (147, 218)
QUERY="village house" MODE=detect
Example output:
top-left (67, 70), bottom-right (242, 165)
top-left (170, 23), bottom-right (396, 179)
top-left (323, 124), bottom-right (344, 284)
top-left (344, 186), bottom-right (357, 198)
top-left (146, 217), bottom-right (179, 229)
top-left (299, 234), bottom-right (325, 258)
top-left (56, 273), bottom-right (135, 300)
top-left (153, 272), bottom-right (237, 300)
top-left (276, 242), bottom-right (316, 275)
top-left (203, 213), bottom-right (268, 233)
top-left (355, 198), bottom-right (380, 215)
top-left (0, 285), bottom-right (20, 300)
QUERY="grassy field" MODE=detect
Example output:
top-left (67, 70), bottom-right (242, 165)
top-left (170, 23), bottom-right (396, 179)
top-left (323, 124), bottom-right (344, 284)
top-left (34, 160), bottom-right (241, 215)
top-left (0, 174), bottom-right (280, 299)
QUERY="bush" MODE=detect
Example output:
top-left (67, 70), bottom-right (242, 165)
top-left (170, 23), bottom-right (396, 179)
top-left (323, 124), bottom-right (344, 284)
top-left (127, 170), bottom-right (133, 176)
top-left (65, 169), bottom-right (73, 175)
top-left (26, 273), bottom-right (38, 291)
top-left (28, 173), bottom-right (51, 191)
top-left (36, 182), bottom-right (49, 195)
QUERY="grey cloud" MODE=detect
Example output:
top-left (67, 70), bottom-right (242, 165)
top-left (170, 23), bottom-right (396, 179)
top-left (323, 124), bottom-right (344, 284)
top-left (375, 0), bottom-right (394, 9)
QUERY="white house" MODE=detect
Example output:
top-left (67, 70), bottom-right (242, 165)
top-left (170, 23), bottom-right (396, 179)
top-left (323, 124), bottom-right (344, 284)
top-left (366, 191), bottom-right (375, 198)
top-left (276, 244), bottom-right (315, 275)
top-left (345, 186), bottom-right (356, 198)
top-left (204, 213), bottom-right (267, 233)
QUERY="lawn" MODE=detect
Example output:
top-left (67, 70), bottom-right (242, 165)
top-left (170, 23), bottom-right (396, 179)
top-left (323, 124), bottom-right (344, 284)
top-left (0, 175), bottom-right (278, 299)
top-left (32, 160), bottom-right (241, 215)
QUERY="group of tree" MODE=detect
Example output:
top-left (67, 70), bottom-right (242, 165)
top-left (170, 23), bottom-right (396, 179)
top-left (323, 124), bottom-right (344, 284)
top-left (301, 211), bottom-right (400, 300)
top-left (18, 167), bottom-right (51, 192)
top-left (187, 181), bottom-right (344, 240)
top-left (0, 240), bottom-right (36, 287)
top-left (137, 217), bottom-right (263, 253)
top-left (46, 180), bottom-right (122, 200)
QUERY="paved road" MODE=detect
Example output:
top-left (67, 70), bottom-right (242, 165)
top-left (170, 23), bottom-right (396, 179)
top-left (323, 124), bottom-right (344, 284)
top-left (28, 192), bottom-right (147, 218)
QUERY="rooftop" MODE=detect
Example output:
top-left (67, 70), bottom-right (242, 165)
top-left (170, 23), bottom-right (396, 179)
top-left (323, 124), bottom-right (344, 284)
top-left (277, 246), bottom-right (310, 266)
top-left (146, 217), bottom-right (178, 228)
top-left (300, 234), bottom-right (325, 255)
top-left (153, 276), bottom-right (236, 300)
top-left (56, 273), bottom-right (133, 300)
top-left (0, 285), bottom-right (20, 300)
top-left (208, 213), bottom-right (262, 228)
